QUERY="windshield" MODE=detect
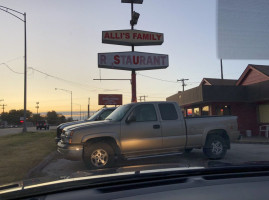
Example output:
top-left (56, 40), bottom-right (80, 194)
top-left (87, 109), bottom-right (103, 121)
top-left (105, 104), bottom-right (132, 122)
top-left (1, 0), bottom-right (269, 196)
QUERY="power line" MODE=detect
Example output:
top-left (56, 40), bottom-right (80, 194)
top-left (137, 72), bottom-right (200, 84)
top-left (1, 63), bottom-right (199, 99)
top-left (137, 72), bottom-right (178, 83)
top-left (4, 56), bottom-right (24, 63)
top-left (0, 63), bottom-right (24, 74)
top-left (28, 67), bottom-right (125, 93)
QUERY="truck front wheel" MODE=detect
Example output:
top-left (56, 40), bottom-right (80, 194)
top-left (83, 142), bottom-right (115, 169)
top-left (203, 135), bottom-right (227, 159)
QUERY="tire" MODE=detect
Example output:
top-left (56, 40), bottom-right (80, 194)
top-left (203, 135), bottom-right (227, 160)
top-left (83, 142), bottom-right (115, 169)
top-left (184, 148), bottom-right (193, 153)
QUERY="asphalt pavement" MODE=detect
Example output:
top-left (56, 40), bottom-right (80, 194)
top-left (0, 126), bottom-right (57, 136)
top-left (32, 143), bottom-right (269, 180)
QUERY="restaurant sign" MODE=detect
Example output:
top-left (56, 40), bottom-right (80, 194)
top-left (98, 51), bottom-right (169, 71)
top-left (98, 94), bottom-right (122, 105)
top-left (102, 30), bottom-right (164, 46)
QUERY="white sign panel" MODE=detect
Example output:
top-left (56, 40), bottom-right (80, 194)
top-left (102, 30), bottom-right (164, 46)
top-left (98, 51), bottom-right (169, 71)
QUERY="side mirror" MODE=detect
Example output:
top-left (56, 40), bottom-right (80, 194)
top-left (126, 114), bottom-right (136, 124)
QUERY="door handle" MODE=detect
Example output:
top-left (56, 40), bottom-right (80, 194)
top-left (153, 125), bottom-right (160, 129)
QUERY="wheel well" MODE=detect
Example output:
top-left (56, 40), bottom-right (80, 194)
top-left (84, 137), bottom-right (121, 156)
top-left (206, 129), bottom-right (230, 149)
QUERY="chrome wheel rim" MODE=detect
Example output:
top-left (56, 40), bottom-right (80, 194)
top-left (91, 149), bottom-right (108, 167)
top-left (211, 141), bottom-right (223, 155)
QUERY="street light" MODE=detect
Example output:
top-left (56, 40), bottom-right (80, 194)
top-left (55, 88), bottom-right (73, 120)
top-left (35, 102), bottom-right (39, 114)
top-left (0, 5), bottom-right (27, 132)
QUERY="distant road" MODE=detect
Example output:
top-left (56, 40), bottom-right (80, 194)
top-left (0, 126), bottom-right (57, 137)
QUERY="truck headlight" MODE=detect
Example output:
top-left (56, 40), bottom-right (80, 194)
top-left (65, 130), bottom-right (74, 137)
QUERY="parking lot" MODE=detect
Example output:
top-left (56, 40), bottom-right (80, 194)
top-left (38, 143), bottom-right (269, 179)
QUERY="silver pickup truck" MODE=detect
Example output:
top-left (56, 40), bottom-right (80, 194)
top-left (58, 101), bottom-right (240, 169)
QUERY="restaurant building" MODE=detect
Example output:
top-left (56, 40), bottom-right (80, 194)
top-left (167, 64), bottom-right (269, 136)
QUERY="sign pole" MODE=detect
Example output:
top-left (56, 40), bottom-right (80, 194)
top-left (131, 70), bottom-right (137, 102)
top-left (98, 0), bottom-right (168, 104)
top-left (130, 2), bottom-right (137, 102)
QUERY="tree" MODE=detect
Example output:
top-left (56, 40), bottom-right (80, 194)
top-left (58, 115), bottom-right (67, 124)
top-left (30, 114), bottom-right (45, 123)
top-left (0, 109), bottom-right (32, 125)
top-left (46, 111), bottom-right (58, 125)
top-left (46, 111), bottom-right (66, 125)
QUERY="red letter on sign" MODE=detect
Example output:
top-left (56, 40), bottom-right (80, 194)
top-left (100, 55), bottom-right (106, 64)
top-left (133, 56), bottom-right (139, 65)
top-left (114, 55), bottom-right (120, 64)
top-left (104, 33), bottom-right (110, 39)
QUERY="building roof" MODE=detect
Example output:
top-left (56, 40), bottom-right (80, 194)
top-left (200, 78), bottom-right (237, 86)
top-left (167, 64), bottom-right (269, 106)
top-left (236, 64), bottom-right (269, 86)
top-left (251, 65), bottom-right (269, 76)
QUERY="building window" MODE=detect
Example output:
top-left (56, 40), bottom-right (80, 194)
top-left (186, 109), bottom-right (192, 117)
top-left (216, 105), bottom-right (231, 116)
top-left (259, 104), bottom-right (269, 123)
top-left (193, 107), bottom-right (200, 116)
top-left (202, 106), bottom-right (210, 116)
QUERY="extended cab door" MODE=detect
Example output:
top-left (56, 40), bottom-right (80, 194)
top-left (120, 104), bottom-right (162, 155)
top-left (157, 103), bottom-right (186, 150)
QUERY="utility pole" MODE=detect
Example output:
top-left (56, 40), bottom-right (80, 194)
top-left (0, 6), bottom-right (28, 132)
top-left (139, 95), bottom-right (148, 102)
top-left (35, 102), bottom-right (39, 114)
top-left (220, 59), bottom-right (224, 79)
top-left (177, 78), bottom-right (189, 92)
top-left (0, 104), bottom-right (7, 113)
top-left (88, 98), bottom-right (90, 118)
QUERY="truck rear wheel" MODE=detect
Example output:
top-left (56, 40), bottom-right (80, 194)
top-left (83, 142), bottom-right (115, 169)
top-left (203, 135), bottom-right (227, 159)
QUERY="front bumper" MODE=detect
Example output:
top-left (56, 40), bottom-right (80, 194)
top-left (57, 142), bottom-right (83, 161)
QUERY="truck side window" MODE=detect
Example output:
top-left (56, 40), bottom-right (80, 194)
top-left (130, 104), bottom-right (157, 122)
top-left (158, 103), bottom-right (178, 120)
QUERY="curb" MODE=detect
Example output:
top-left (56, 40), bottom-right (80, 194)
top-left (26, 151), bottom-right (58, 179)
top-left (232, 141), bottom-right (269, 145)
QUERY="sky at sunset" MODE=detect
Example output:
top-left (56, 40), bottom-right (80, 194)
top-left (1, 0), bottom-right (269, 119)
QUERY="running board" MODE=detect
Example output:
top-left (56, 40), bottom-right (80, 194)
top-left (126, 152), bottom-right (183, 160)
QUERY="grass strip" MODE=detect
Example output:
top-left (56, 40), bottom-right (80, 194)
top-left (0, 131), bottom-right (56, 185)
